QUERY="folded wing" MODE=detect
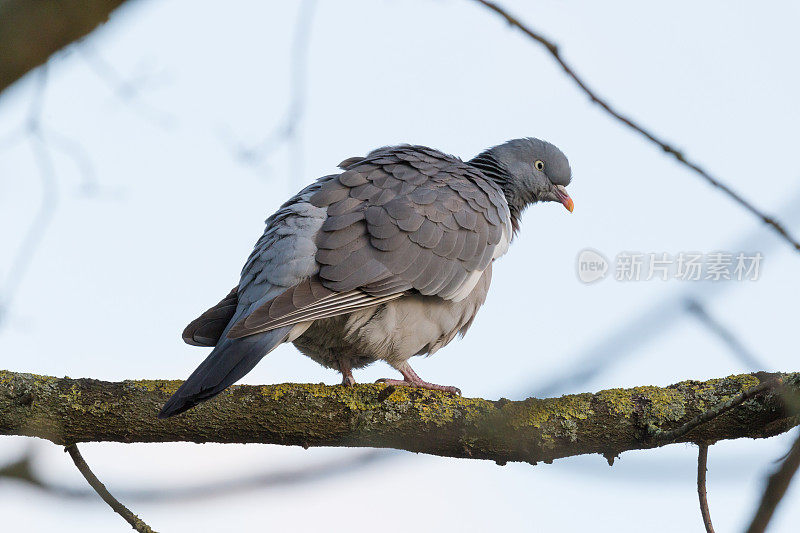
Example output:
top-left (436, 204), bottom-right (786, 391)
top-left (223, 145), bottom-right (511, 340)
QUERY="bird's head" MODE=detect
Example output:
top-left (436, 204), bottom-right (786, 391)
top-left (469, 137), bottom-right (573, 229)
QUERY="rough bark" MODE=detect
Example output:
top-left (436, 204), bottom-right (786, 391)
top-left (1, 370), bottom-right (797, 465)
top-left (0, 0), bottom-right (131, 95)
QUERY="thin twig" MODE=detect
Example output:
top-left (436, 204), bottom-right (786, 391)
top-left (685, 299), bottom-right (767, 371)
top-left (64, 444), bottom-right (157, 533)
top-left (649, 378), bottom-right (782, 443)
top-left (0, 59), bottom-right (117, 328)
top-left (42, 128), bottom-right (101, 196)
top-left (472, 0), bottom-right (800, 253)
top-left (224, 0), bottom-right (317, 183)
top-left (746, 431), bottom-right (800, 533)
top-left (697, 443), bottom-right (716, 533)
top-left (3, 449), bottom-right (393, 502)
top-left (0, 68), bottom-right (59, 329)
top-left (78, 41), bottom-right (176, 128)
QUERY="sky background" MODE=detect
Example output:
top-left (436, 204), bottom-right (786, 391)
top-left (1, 0), bottom-right (799, 531)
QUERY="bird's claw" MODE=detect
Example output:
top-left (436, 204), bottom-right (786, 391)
top-left (375, 378), bottom-right (461, 396)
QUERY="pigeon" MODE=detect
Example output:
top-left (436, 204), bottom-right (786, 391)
top-left (159, 138), bottom-right (573, 418)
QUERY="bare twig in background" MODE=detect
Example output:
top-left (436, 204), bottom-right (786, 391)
top-left (64, 444), bottom-right (157, 533)
top-left (747, 431), bottom-right (800, 533)
top-left (527, 188), bottom-right (800, 398)
top-left (224, 0), bottom-right (317, 184)
top-left (685, 299), bottom-right (767, 371)
top-left (39, 127), bottom-right (101, 196)
top-left (78, 41), bottom-right (176, 128)
top-left (0, 47), bottom-right (141, 327)
top-left (0, 69), bottom-right (59, 329)
top-left (1, 448), bottom-right (393, 502)
top-left (696, 443), bottom-right (715, 533)
top-left (472, 0), bottom-right (800, 253)
top-left (2, 370), bottom-right (797, 465)
top-left (649, 378), bottom-right (783, 444)
top-left (1, 32), bottom-right (174, 330)
top-left (0, 65), bottom-right (108, 328)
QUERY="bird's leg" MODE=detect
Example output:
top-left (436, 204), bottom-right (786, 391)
top-left (376, 362), bottom-right (461, 395)
top-left (339, 358), bottom-right (356, 386)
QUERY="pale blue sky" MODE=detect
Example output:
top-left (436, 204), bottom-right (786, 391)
top-left (1, 1), bottom-right (798, 531)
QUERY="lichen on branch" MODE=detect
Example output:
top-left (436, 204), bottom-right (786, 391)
top-left (0, 370), bottom-right (797, 465)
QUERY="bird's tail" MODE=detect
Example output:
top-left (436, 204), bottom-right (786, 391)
top-left (158, 325), bottom-right (292, 418)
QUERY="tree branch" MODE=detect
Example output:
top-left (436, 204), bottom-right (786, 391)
top-left (697, 443), bottom-right (715, 533)
top-left (64, 444), bottom-right (157, 533)
top-left (685, 299), bottom-right (767, 371)
top-left (746, 430), bottom-right (800, 533)
top-left (648, 378), bottom-right (783, 443)
top-left (471, 0), bottom-right (800, 253)
top-left (0, 0), bottom-right (131, 95)
top-left (1, 370), bottom-right (798, 465)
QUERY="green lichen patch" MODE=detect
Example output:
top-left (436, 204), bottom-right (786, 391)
top-left (122, 379), bottom-right (183, 395)
top-left (403, 388), bottom-right (492, 426)
top-left (594, 384), bottom-right (687, 423)
top-left (248, 382), bottom-right (493, 426)
top-left (507, 393), bottom-right (594, 430)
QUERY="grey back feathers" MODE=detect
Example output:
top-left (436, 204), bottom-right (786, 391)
top-left (160, 139), bottom-right (571, 418)
top-left (230, 144), bottom-right (511, 339)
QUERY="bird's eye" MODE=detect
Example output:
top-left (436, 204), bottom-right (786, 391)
top-left (534, 160), bottom-right (545, 171)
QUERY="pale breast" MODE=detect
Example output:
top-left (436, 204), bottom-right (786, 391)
top-left (292, 265), bottom-right (493, 370)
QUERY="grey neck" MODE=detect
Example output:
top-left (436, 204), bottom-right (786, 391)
top-left (468, 151), bottom-right (531, 233)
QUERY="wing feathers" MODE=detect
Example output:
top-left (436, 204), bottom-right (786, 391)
top-left (228, 277), bottom-right (403, 338)
top-left (182, 286), bottom-right (239, 346)
top-left (228, 145), bottom-right (510, 341)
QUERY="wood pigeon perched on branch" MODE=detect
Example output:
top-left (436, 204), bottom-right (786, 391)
top-left (159, 138), bottom-right (573, 418)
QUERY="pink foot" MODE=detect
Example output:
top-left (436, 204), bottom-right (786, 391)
top-left (376, 362), bottom-right (461, 395)
top-left (339, 359), bottom-right (356, 387)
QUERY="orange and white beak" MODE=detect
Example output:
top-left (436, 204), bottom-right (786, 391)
top-left (554, 185), bottom-right (574, 213)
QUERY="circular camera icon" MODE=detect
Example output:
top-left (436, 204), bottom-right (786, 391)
top-left (576, 248), bottom-right (609, 284)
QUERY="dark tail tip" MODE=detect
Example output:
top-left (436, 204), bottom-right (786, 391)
top-left (157, 326), bottom-right (290, 419)
top-left (158, 393), bottom-right (203, 419)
